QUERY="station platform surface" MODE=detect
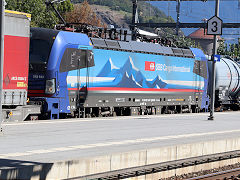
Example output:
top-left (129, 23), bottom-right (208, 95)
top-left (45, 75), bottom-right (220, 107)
top-left (1, 112), bottom-right (240, 164)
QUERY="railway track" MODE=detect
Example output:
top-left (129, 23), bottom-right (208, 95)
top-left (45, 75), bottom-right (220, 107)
top-left (188, 168), bottom-right (240, 180)
top-left (70, 150), bottom-right (240, 180)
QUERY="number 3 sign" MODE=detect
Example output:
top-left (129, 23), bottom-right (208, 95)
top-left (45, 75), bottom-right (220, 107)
top-left (207, 16), bottom-right (223, 35)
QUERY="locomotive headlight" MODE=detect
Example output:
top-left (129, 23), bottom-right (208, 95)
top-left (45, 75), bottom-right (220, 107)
top-left (45, 79), bottom-right (56, 94)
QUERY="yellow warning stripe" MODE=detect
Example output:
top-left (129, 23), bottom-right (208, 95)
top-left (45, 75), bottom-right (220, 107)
top-left (5, 10), bottom-right (31, 18)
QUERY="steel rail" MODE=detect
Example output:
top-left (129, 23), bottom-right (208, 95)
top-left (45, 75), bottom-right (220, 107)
top-left (66, 150), bottom-right (240, 180)
top-left (188, 167), bottom-right (240, 179)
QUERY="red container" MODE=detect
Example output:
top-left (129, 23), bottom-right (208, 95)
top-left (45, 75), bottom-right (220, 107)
top-left (2, 10), bottom-right (31, 105)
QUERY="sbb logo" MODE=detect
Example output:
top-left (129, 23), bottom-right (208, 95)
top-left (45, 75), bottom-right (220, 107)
top-left (145, 61), bottom-right (155, 71)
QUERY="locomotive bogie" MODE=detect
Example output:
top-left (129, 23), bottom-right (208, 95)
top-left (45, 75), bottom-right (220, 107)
top-left (66, 89), bottom-right (203, 117)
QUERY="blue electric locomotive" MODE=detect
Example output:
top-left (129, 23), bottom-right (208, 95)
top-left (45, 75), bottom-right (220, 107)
top-left (28, 28), bottom-right (209, 119)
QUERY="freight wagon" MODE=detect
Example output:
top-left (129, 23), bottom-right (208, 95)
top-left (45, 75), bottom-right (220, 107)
top-left (2, 10), bottom-right (40, 121)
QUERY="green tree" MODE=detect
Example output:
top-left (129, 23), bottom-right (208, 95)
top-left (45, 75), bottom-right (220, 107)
top-left (217, 40), bottom-right (226, 55)
top-left (218, 42), bottom-right (240, 60)
top-left (5, 0), bottom-right (73, 28)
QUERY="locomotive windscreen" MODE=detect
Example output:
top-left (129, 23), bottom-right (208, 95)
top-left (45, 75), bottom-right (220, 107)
top-left (29, 39), bottom-right (51, 64)
top-left (29, 28), bottom-right (59, 72)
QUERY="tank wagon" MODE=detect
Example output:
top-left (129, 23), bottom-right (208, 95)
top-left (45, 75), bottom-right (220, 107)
top-left (28, 28), bottom-right (209, 119)
top-left (214, 58), bottom-right (240, 110)
top-left (2, 11), bottom-right (40, 121)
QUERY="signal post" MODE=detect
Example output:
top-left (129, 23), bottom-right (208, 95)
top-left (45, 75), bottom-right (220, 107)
top-left (207, 0), bottom-right (222, 120)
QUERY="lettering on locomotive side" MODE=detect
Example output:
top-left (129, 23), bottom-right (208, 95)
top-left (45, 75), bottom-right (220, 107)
top-left (145, 61), bottom-right (190, 73)
top-left (156, 64), bottom-right (191, 73)
top-left (32, 75), bottom-right (45, 79)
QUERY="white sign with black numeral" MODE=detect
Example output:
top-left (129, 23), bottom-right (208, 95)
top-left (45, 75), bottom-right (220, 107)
top-left (207, 16), bottom-right (223, 35)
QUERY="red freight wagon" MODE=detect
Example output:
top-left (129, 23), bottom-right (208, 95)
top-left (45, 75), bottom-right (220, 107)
top-left (3, 10), bottom-right (30, 105)
top-left (2, 10), bottom-right (40, 121)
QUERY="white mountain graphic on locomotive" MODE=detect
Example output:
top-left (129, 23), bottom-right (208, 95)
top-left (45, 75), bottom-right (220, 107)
top-left (95, 56), bottom-right (168, 89)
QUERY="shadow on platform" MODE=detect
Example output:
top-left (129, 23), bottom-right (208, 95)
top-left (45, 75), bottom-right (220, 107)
top-left (0, 159), bottom-right (53, 180)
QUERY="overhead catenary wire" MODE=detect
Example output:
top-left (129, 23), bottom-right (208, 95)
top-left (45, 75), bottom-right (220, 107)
top-left (143, 0), bottom-right (240, 43)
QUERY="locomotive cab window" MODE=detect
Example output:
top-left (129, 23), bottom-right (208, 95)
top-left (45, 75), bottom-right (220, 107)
top-left (60, 48), bottom-right (95, 73)
top-left (29, 39), bottom-right (51, 64)
top-left (29, 39), bottom-right (51, 72)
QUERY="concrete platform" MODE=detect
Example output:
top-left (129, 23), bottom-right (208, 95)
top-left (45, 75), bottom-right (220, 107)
top-left (1, 112), bottom-right (240, 179)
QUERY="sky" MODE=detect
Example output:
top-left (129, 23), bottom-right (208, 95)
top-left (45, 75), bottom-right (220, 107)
top-left (149, 0), bottom-right (240, 43)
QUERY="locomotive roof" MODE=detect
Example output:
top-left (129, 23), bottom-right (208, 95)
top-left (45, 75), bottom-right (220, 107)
top-left (90, 38), bottom-right (194, 58)
top-left (31, 27), bottom-right (91, 47)
top-left (30, 28), bottom-right (59, 45)
top-left (31, 28), bottom-right (198, 59)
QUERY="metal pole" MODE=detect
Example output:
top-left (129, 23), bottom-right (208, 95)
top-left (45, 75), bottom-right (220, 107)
top-left (0, 0), bottom-right (4, 130)
top-left (208, 0), bottom-right (220, 120)
top-left (132, 0), bottom-right (138, 41)
top-left (176, 0), bottom-right (180, 35)
top-left (46, 1), bottom-right (67, 26)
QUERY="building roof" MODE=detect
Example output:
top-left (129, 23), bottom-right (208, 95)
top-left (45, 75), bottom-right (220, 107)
top-left (188, 28), bottom-right (219, 40)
